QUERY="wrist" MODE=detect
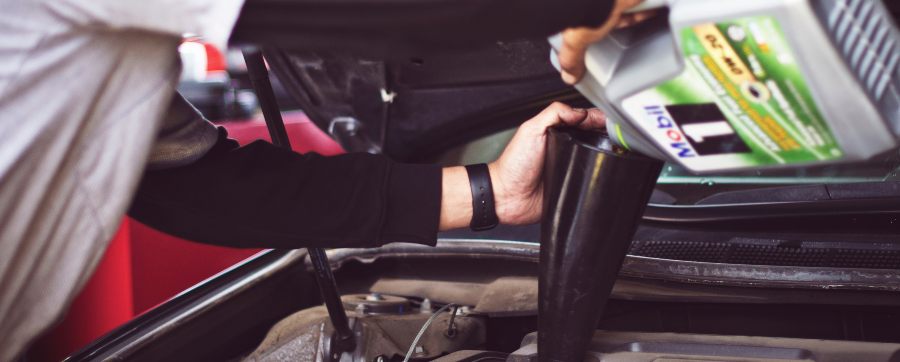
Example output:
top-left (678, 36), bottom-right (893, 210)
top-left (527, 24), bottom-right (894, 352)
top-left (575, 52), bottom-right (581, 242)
top-left (488, 161), bottom-right (543, 226)
top-left (464, 163), bottom-right (500, 231)
top-left (438, 163), bottom-right (518, 231)
top-left (487, 162), bottom-right (512, 225)
top-left (438, 166), bottom-right (472, 231)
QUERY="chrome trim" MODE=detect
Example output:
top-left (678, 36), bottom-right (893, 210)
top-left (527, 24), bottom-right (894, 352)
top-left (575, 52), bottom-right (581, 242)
top-left (322, 238), bottom-right (900, 291)
top-left (97, 250), bottom-right (306, 360)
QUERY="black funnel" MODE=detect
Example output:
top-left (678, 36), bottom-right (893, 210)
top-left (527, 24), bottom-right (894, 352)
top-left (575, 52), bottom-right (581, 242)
top-left (538, 128), bottom-right (662, 362)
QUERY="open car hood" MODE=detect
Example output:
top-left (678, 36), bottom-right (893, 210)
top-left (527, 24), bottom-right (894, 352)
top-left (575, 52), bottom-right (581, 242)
top-left (264, 2), bottom-right (900, 163)
top-left (264, 38), bottom-right (591, 161)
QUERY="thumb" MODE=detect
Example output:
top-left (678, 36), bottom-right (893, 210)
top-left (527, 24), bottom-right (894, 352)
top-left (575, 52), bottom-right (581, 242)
top-left (559, 29), bottom-right (592, 85)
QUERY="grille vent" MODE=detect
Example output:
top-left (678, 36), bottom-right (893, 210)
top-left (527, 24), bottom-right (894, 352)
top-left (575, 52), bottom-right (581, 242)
top-left (629, 239), bottom-right (900, 269)
top-left (815, 0), bottom-right (900, 132)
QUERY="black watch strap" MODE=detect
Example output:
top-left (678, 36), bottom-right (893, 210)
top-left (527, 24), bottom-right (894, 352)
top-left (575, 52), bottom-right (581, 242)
top-left (465, 164), bottom-right (499, 231)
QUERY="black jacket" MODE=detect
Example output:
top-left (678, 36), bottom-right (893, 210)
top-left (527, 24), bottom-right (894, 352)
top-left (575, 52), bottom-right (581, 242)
top-left (130, 0), bottom-right (615, 249)
top-left (130, 127), bottom-right (442, 248)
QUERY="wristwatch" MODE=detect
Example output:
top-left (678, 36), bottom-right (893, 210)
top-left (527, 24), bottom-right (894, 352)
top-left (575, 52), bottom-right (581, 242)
top-left (464, 164), bottom-right (499, 231)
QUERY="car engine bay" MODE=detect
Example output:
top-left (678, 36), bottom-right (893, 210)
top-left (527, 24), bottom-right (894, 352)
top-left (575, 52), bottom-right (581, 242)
top-left (62, 2), bottom-right (900, 361)
top-left (240, 239), bottom-right (900, 362)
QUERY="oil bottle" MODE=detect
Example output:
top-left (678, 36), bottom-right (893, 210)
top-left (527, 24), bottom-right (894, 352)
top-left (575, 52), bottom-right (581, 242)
top-left (552, 0), bottom-right (900, 172)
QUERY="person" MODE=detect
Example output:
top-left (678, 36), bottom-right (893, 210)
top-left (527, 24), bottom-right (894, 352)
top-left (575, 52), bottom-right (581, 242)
top-left (0, 0), bottom-right (643, 359)
top-left (130, 94), bottom-right (606, 249)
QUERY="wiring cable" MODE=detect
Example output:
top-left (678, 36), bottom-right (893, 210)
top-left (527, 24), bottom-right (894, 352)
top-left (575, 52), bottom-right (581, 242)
top-left (402, 303), bottom-right (457, 362)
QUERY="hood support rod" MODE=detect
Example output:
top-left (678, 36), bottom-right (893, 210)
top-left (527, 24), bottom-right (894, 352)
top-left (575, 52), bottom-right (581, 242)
top-left (242, 48), bottom-right (356, 360)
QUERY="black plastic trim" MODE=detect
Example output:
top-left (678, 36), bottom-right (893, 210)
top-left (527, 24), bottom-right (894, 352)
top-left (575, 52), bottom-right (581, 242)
top-left (643, 197), bottom-right (900, 233)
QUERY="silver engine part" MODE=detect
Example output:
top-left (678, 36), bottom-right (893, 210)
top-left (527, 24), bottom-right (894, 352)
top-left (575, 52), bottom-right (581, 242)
top-left (244, 294), bottom-right (484, 362)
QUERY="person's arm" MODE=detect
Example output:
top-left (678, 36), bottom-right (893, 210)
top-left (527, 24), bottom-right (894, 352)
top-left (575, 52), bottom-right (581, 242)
top-left (130, 99), bottom-right (603, 249)
top-left (130, 127), bottom-right (444, 249)
top-left (133, 93), bottom-right (442, 248)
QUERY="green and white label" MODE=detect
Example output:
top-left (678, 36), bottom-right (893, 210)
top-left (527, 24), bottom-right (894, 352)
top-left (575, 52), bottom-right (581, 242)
top-left (622, 16), bottom-right (841, 171)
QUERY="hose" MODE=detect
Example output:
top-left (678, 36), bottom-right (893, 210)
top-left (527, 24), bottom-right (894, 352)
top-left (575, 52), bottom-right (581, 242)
top-left (402, 303), bottom-right (456, 362)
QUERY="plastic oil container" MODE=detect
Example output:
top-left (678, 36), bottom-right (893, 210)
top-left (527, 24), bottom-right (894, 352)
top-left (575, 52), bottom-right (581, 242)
top-left (551, 0), bottom-right (900, 172)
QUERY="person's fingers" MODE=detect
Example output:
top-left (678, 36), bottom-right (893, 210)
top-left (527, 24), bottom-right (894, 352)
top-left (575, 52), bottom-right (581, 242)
top-left (558, 29), bottom-right (594, 85)
top-left (519, 103), bottom-right (610, 137)
top-left (531, 102), bottom-right (585, 129)
top-left (616, 10), bottom-right (658, 28)
top-left (560, 70), bottom-right (579, 85)
top-left (528, 103), bottom-right (609, 132)
top-left (558, 107), bottom-right (589, 127)
top-left (558, 1), bottom-right (656, 85)
top-left (621, 0), bottom-right (646, 9)
top-left (577, 108), bottom-right (607, 129)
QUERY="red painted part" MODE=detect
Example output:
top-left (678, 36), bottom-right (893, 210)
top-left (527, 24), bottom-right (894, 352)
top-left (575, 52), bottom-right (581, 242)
top-left (218, 111), bottom-right (345, 154)
top-left (33, 111), bottom-right (343, 361)
top-left (203, 43), bottom-right (227, 73)
top-left (28, 221), bottom-right (134, 362)
top-left (129, 219), bottom-right (263, 313)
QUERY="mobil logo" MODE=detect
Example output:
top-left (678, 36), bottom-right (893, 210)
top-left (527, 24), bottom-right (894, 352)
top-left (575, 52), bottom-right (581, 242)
top-left (644, 105), bottom-right (696, 158)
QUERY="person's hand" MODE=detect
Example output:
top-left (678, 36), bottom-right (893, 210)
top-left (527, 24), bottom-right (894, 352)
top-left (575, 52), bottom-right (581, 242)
top-left (488, 102), bottom-right (606, 225)
top-left (558, 0), bottom-right (655, 84)
top-left (439, 103), bottom-right (605, 230)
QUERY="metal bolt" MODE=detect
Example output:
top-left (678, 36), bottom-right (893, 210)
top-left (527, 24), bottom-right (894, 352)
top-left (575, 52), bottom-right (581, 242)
top-left (355, 304), bottom-right (367, 315)
top-left (365, 292), bottom-right (385, 302)
top-left (380, 88), bottom-right (397, 103)
top-left (374, 355), bottom-right (386, 362)
top-left (419, 298), bottom-right (432, 314)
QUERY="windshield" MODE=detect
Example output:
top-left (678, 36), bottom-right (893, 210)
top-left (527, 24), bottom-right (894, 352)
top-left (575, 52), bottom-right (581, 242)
top-left (660, 150), bottom-right (900, 184)
top-left (435, 126), bottom-right (900, 206)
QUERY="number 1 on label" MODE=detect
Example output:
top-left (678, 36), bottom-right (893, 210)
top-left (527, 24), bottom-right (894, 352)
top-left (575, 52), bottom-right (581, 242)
top-left (681, 121), bottom-right (733, 143)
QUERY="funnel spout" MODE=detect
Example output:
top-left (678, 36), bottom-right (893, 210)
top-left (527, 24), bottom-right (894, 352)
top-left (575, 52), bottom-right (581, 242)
top-left (538, 128), bottom-right (662, 362)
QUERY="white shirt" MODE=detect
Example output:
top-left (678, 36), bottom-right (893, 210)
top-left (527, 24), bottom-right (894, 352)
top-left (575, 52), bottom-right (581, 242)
top-left (0, 0), bottom-right (243, 359)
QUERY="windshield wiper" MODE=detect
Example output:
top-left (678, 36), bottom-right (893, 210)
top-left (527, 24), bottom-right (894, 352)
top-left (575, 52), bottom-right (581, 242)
top-left (644, 182), bottom-right (900, 233)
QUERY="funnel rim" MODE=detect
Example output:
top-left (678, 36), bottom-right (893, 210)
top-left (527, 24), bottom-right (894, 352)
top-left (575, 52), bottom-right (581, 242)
top-left (549, 127), bottom-right (658, 162)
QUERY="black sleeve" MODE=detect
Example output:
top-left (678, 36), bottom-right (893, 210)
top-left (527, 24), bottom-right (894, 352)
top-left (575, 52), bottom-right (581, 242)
top-left (230, 0), bottom-right (615, 50)
top-left (128, 128), bottom-right (442, 249)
